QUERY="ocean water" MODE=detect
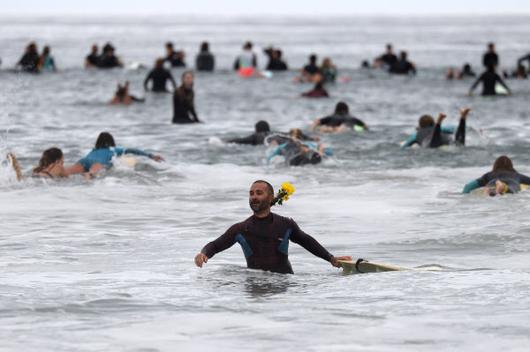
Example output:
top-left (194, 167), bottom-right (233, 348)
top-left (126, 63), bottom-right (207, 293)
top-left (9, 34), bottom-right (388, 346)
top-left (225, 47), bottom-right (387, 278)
top-left (1, 15), bottom-right (530, 352)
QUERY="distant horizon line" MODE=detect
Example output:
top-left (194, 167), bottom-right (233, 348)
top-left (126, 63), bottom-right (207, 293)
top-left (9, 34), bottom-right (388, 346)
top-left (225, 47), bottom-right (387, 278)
top-left (2, 11), bottom-right (530, 17)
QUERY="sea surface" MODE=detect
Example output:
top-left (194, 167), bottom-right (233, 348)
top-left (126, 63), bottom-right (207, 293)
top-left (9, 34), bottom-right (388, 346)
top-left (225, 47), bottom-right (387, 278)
top-left (1, 15), bottom-right (530, 352)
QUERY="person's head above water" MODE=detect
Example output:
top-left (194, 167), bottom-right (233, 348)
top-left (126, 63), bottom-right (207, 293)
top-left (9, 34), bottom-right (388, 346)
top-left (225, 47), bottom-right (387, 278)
top-left (166, 42), bottom-right (174, 52)
top-left (400, 51), bottom-right (408, 60)
top-left (155, 58), bottom-right (165, 69)
top-left (386, 43), bottom-right (393, 53)
top-left (255, 120), bottom-right (270, 133)
top-left (488, 42), bottom-right (495, 52)
top-left (492, 155), bottom-right (515, 172)
top-left (200, 42), bottom-right (209, 52)
top-left (33, 147), bottom-right (64, 174)
top-left (91, 44), bottom-right (98, 54)
top-left (249, 180), bottom-right (274, 216)
top-left (95, 132), bottom-right (116, 149)
top-left (243, 41), bottom-right (253, 51)
top-left (27, 42), bottom-right (38, 54)
top-left (42, 45), bottom-right (51, 56)
top-left (334, 101), bottom-right (349, 115)
top-left (181, 71), bottom-right (194, 89)
top-left (309, 54), bottom-right (317, 65)
top-left (418, 114), bottom-right (435, 128)
top-left (289, 128), bottom-right (303, 139)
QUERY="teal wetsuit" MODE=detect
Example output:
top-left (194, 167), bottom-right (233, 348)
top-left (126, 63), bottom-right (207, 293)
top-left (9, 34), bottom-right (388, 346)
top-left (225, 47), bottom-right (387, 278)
top-left (78, 146), bottom-right (151, 171)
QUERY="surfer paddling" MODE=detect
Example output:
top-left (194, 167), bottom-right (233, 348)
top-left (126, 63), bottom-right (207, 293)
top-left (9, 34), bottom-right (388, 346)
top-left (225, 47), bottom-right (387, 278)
top-left (194, 180), bottom-right (351, 274)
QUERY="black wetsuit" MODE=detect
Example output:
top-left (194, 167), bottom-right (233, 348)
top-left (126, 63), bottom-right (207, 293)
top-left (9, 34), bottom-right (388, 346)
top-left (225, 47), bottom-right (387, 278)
top-left (17, 53), bottom-right (40, 73)
top-left (379, 53), bottom-right (398, 67)
top-left (228, 132), bottom-right (270, 145)
top-left (471, 70), bottom-right (508, 96)
top-left (389, 60), bottom-right (416, 75)
top-left (303, 63), bottom-right (320, 75)
top-left (416, 119), bottom-right (466, 148)
top-left (86, 53), bottom-right (99, 67)
top-left (98, 54), bottom-right (121, 69)
top-left (201, 213), bottom-right (333, 274)
top-left (196, 52), bottom-right (215, 71)
top-left (144, 67), bottom-right (176, 92)
top-left (166, 53), bottom-right (185, 67)
top-left (172, 86), bottom-right (199, 124)
top-left (266, 59), bottom-right (288, 71)
top-left (319, 114), bottom-right (367, 129)
top-left (483, 52), bottom-right (499, 68)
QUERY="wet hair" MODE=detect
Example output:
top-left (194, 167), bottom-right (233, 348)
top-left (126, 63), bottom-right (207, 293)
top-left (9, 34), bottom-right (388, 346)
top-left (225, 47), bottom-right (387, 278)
top-left (42, 46), bottom-right (50, 55)
top-left (386, 43), bottom-right (393, 51)
top-left (419, 115), bottom-right (435, 128)
top-left (334, 101), bottom-right (349, 115)
top-left (252, 180), bottom-right (274, 195)
top-left (492, 155), bottom-right (515, 172)
top-left (95, 132), bottom-right (116, 149)
top-left (276, 49), bottom-right (283, 58)
top-left (115, 84), bottom-right (127, 100)
top-left (244, 41), bottom-right (253, 50)
top-left (289, 128), bottom-right (304, 140)
top-left (309, 54), bottom-right (317, 63)
top-left (166, 42), bottom-right (174, 49)
top-left (181, 70), bottom-right (194, 82)
top-left (33, 147), bottom-right (63, 174)
top-left (155, 58), bottom-right (165, 68)
top-left (400, 51), bottom-right (408, 60)
top-left (200, 42), bottom-right (209, 52)
top-left (255, 120), bottom-right (270, 133)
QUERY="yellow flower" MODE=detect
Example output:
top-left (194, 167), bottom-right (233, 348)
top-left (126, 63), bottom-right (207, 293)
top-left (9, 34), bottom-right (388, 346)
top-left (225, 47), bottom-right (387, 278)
top-left (281, 182), bottom-right (295, 196)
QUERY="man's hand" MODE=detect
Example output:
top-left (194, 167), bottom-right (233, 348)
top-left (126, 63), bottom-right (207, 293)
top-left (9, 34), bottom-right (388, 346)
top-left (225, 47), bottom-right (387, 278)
top-left (194, 253), bottom-right (208, 268)
top-left (330, 256), bottom-right (353, 268)
top-left (150, 154), bottom-right (165, 162)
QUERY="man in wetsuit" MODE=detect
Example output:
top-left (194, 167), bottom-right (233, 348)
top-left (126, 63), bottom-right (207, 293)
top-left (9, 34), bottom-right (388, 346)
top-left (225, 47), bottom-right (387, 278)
top-left (98, 43), bottom-right (123, 69)
top-left (16, 42), bottom-right (40, 73)
top-left (165, 42), bottom-right (186, 68)
top-left (264, 47), bottom-right (288, 71)
top-left (469, 65), bottom-right (511, 96)
top-left (483, 43), bottom-right (499, 69)
top-left (389, 51), bottom-right (416, 75)
top-left (85, 44), bottom-right (99, 68)
top-left (517, 53), bottom-right (530, 71)
top-left (144, 58), bottom-right (177, 93)
top-left (195, 42), bottom-right (215, 71)
top-left (312, 102), bottom-right (368, 132)
top-left (227, 120), bottom-right (271, 145)
top-left (374, 43), bottom-right (398, 68)
top-left (194, 180), bottom-right (351, 274)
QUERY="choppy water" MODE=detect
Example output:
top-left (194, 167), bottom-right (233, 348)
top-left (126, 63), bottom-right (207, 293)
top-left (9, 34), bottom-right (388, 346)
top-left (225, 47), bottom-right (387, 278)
top-left (1, 15), bottom-right (530, 352)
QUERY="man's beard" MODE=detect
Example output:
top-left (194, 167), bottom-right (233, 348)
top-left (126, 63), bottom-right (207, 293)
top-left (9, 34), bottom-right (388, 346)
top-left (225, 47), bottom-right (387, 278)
top-left (249, 199), bottom-right (268, 213)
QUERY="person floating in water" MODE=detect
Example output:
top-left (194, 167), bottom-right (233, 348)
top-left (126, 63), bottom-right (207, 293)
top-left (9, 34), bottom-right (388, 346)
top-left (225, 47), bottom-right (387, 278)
top-left (462, 155), bottom-right (530, 196)
top-left (165, 42), bottom-right (186, 68)
top-left (98, 43), bottom-right (123, 69)
top-left (85, 44), bottom-right (99, 68)
top-left (483, 42), bottom-right (499, 69)
top-left (195, 41), bottom-right (215, 72)
top-left (401, 108), bottom-right (471, 148)
top-left (373, 43), bottom-right (398, 69)
top-left (266, 129), bottom-right (327, 166)
top-left (320, 57), bottom-right (337, 83)
top-left (312, 102), bottom-right (368, 133)
top-left (172, 71), bottom-right (200, 124)
top-left (302, 80), bottom-right (329, 98)
top-left (194, 180), bottom-right (351, 274)
top-left (65, 132), bottom-right (163, 177)
top-left (6, 148), bottom-right (68, 181)
top-left (111, 81), bottom-right (145, 105)
top-left (234, 41), bottom-right (258, 77)
top-left (38, 45), bottom-right (56, 72)
top-left (16, 42), bottom-right (40, 73)
top-left (296, 54), bottom-right (321, 83)
top-left (227, 120), bottom-right (271, 145)
top-left (264, 47), bottom-right (288, 71)
top-left (469, 65), bottom-right (511, 96)
top-left (144, 58), bottom-right (177, 93)
top-left (459, 63), bottom-right (476, 79)
top-left (389, 51), bottom-right (416, 75)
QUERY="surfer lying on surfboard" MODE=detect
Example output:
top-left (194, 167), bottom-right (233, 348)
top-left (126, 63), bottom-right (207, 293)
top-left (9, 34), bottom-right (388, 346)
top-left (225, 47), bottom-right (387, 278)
top-left (194, 180), bottom-right (351, 274)
top-left (462, 155), bottom-right (530, 195)
top-left (6, 148), bottom-right (68, 181)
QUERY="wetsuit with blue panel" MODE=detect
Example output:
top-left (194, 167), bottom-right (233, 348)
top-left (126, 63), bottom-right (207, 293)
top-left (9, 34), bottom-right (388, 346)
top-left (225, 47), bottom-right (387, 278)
top-left (201, 213), bottom-right (333, 274)
top-left (77, 147), bottom-right (152, 171)
top-left (402, 118), bottom-right (466, 149)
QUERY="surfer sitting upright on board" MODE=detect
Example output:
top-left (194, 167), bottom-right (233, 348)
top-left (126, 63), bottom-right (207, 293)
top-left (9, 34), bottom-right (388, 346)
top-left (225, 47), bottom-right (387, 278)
top-left (194, 180), bottom-right (351, 274)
